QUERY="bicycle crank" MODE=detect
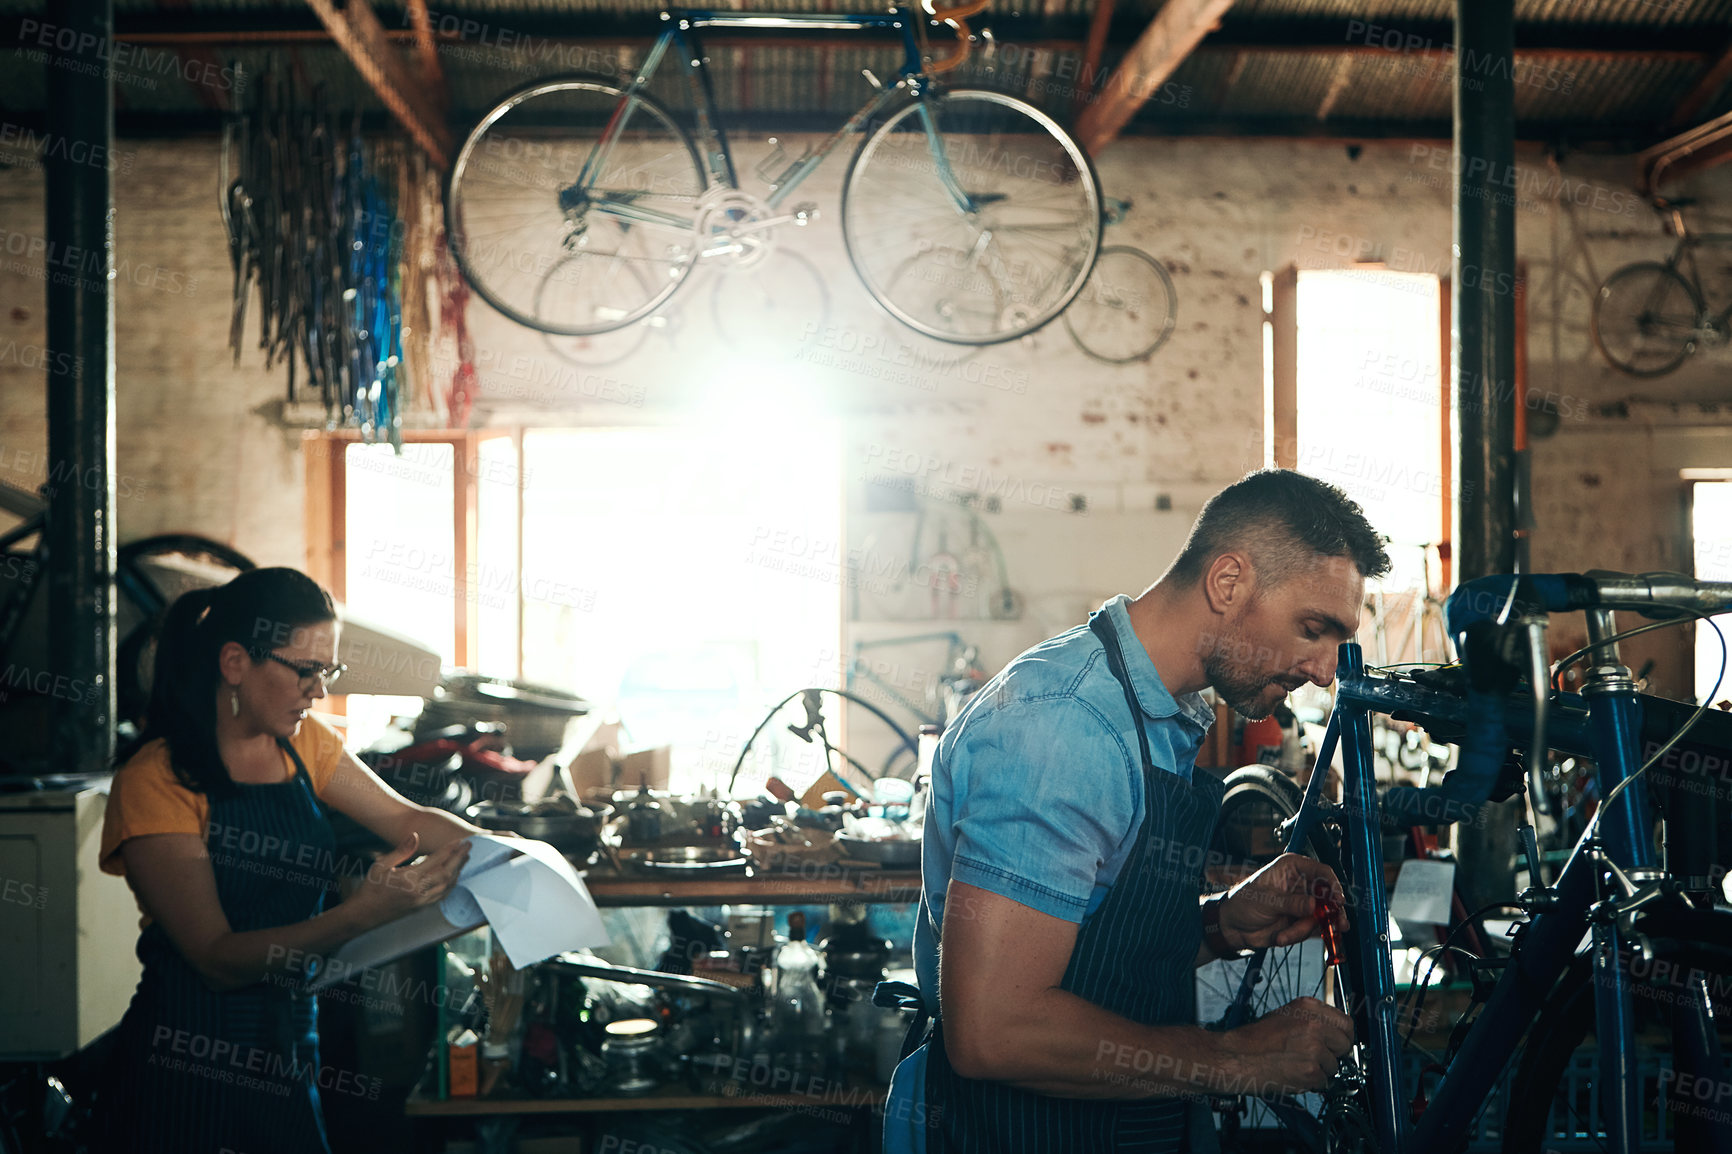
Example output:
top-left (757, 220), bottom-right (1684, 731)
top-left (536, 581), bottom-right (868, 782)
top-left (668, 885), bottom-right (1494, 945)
top-left (694, 188), bottom-right (817, 269)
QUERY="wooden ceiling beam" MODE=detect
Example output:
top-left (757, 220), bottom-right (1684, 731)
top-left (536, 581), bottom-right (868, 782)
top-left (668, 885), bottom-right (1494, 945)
top-left (1669, 37), bottom-right (1732, 129)
top-left (403, 0), bottom-right (448, 115)
top-left (302, 0), bottom-right (452, 169)
top-left (1072, 0), bottom-right (1117, 118)
top-left (1075, 0), bottom-right (1235, 156)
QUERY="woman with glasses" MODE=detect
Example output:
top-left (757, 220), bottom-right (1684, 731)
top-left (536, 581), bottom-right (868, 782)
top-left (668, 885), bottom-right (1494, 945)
top-left (93, 567), bottom-right (485, 1154)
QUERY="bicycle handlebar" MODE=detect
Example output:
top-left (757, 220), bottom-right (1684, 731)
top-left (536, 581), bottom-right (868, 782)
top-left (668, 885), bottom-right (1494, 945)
top-left (920, 0), bottom-right (989, 73)
top-left (1444, 571), bottom-right (1732, 638)
top-left (1584, 570), bottom-right (1732, 616)
top-left (1371, 572), bottom-right (1732, 831)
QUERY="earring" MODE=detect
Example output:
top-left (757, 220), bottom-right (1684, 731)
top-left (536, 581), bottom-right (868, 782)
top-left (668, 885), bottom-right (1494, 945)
top-left (230, 690), bottom-right (240, 718)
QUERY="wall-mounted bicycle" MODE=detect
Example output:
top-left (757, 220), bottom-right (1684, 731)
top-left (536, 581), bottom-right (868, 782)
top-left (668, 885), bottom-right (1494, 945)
top-left (444, 4), bottom-right (1103, 346)
top-left (1592, 196), bottom-right (1732, 377)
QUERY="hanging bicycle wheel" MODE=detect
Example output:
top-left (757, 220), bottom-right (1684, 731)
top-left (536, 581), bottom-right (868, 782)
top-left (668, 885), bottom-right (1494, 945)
top-left (537, 252), bottom-right (656, 368)
top-left (841, 89), bottom-right (1101, 345)
top-left (1590, 262), bottom-right (1702, 378)
top-left (1502, 908), bottom-right (1732, 1154)
top-left (1201, 766), bottom-right (1377, 1154)
top-left (1063, 245), bottom-right (1177, 364)
top-left (446, 75), bottom-right (706, 336)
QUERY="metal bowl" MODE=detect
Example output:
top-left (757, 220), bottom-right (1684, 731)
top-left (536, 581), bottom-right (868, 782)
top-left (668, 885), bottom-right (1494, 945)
top-left (617, 845), bottom-right (749, 874)
top-left (467, 799), bottom-right (610, 858)
top-left (834, 832), bottom-right (922, 868)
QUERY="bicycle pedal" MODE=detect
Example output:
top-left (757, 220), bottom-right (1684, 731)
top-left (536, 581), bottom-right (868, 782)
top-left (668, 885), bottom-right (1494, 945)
top-left (791, 202), bottom-right (819, 226)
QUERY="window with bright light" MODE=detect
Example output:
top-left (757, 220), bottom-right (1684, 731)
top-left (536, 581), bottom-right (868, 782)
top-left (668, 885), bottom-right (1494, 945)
top-left (1694, 480), bottom-right (1732, 705)
top-left (330, 427), bottom-right (843, 784)
top-left (1292, 271), bottom-right (1446, 661)
top-left (342, 442), bottom-right (458, 749)
top-left (518, 425), bottom-right (843, 794)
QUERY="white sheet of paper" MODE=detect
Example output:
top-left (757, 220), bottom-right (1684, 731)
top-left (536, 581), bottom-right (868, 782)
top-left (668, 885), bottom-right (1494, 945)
top-left (313, 833), bottom-right (607, 986)
top-left (1390, 859), bottom-right (1455, 925)
top-left (309, 902), bottom-right (480, 991)
top-left (459, 833), bottom-right (610, 968)
top-left (436, 834), bottom-right (524, 923)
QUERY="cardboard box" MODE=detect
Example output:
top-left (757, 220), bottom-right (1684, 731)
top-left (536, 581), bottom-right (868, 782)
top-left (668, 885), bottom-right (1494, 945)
top-left (447, 1031), bottom-right (478, 1098)
top-left (617, 746), bottom-right (670, 792)
top-left (566, 743), bottom-right (671, 797)
top-left (567, 747), bottom-right (616, 796)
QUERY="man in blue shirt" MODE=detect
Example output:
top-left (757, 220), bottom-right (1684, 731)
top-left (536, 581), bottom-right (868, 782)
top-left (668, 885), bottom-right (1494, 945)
top-left (884, 469), bottom-right (1391, 1153)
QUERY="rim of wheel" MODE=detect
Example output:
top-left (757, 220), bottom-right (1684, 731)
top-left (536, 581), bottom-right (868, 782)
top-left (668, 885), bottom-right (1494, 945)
top-left (842, 89), bottom-right (1101, 345)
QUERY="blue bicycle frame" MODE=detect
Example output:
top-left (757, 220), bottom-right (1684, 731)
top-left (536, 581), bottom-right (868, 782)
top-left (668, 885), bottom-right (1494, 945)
top-left (573, 7), bottom-right (980, 232)
top-left (1249, 573), bottom-right (1730, 1154)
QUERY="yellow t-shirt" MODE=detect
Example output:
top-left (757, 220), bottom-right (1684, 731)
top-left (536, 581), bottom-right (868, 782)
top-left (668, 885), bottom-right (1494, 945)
top-left (99, 714), bottom-right (348, 892)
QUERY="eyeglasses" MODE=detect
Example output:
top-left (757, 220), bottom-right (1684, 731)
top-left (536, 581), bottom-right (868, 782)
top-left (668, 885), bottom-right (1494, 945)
top-left (261, 653), bottom-right (347, 689)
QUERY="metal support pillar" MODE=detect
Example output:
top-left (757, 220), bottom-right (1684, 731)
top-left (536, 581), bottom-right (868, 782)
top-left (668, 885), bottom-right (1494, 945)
top-left (1452, 0), bottom-right (1517, 581)
top-left (44, 0), bottom-right (117, 773)
top-left (1450, 0), bottom-right (1520, 921)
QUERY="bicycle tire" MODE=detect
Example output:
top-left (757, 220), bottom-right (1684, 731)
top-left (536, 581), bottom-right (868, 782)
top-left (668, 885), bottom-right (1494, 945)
top-left (1501, 907), bottom-right (1732, 1153)
top-left (1203, 766), bottom-right (1377, 1153)
top-left (1063, 245), bottom-right (1177, 364)
top-left (446, 74), bottom-right (706, 336)
top-left (840, 88), bottom-right (1102, 345)
top-left (1590, 262), bottom-right (1702, 378)
top-left (537, 253), bottom-right (655, 368)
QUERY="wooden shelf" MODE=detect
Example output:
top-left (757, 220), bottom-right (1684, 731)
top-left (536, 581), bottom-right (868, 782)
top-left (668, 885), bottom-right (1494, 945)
top-left (405, 1081), bottom-right (891, 1116)
top-left (582, 868), bottom-right (922, 907)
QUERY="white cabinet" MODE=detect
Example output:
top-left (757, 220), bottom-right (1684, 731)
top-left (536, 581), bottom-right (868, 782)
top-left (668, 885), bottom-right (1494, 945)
top-left (0, 787), bottom-right (141, 1059)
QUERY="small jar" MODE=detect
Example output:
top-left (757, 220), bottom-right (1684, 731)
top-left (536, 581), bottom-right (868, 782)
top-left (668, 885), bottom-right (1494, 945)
top-left (599, 1017), bottom-right (662, 1095)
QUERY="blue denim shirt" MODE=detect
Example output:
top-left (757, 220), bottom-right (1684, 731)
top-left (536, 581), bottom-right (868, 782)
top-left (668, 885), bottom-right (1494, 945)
top-left (911, 594), bottom-right (1215, 1011)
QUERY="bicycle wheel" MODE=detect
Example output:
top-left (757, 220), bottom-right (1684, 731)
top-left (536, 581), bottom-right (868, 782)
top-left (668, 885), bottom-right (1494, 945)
top-left (446, 75), bottom-right (706, 336)
top-left (841, 89), bottom-right (1101, 345)
top-left (1063, 245), bottom-right (1177, 364)
top-left (1201, 766), bottom-right (1377, 1152)
top-left (1502, 907), bottom-right (1732, 1153)
top-left (537, 252), bottom-right (655, 368)
top-left (1590, 262), bottom-right (1702, 378)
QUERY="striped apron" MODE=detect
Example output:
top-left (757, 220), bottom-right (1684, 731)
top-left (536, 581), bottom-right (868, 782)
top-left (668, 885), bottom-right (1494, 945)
top-left (99, 740), bottom-right (336, 1154)
top-left (922, 609), bottom-right (1224, 1153)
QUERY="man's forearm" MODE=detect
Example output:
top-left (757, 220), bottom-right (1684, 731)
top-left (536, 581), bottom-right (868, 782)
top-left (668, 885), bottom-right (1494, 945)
top-left (958, 985), bottom-right (1242, 1100)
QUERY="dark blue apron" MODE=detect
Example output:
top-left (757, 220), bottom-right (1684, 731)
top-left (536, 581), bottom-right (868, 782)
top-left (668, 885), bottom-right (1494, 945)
top-left (919, 609), bottom-right (1225, 1153)
top-left (100, 740), bottom-right (337, 1154)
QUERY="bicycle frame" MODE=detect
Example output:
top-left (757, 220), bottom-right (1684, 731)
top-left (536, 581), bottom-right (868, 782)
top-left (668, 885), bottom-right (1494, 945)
top-left (574, 8), bottom-right (980, 236)
top-left (1255, 608), bottom-right (1728, 1153)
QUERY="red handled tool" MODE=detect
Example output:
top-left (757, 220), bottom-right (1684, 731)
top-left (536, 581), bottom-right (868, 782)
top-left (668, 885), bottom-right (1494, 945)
top-left (1316, 896), bottom-right (1344, 967)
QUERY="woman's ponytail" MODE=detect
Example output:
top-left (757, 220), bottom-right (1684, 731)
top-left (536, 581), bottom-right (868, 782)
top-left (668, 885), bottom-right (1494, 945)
top-left (121, 569), bottom-right (334, 795)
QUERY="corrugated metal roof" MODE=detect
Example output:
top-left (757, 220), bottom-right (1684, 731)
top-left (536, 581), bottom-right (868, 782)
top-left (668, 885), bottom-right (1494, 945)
top-left (3, 0), bottom-right (1730, 143)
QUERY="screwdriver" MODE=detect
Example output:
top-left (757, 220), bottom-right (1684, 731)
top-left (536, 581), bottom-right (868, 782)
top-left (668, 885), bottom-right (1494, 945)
top-left (1315, 895), bottom-right (1344, 967)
